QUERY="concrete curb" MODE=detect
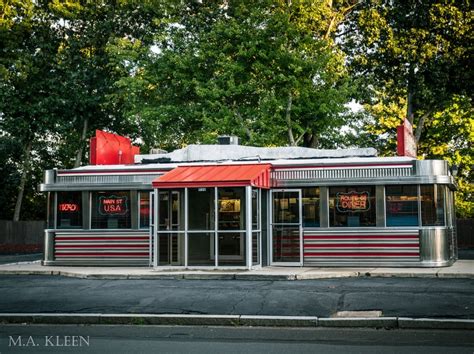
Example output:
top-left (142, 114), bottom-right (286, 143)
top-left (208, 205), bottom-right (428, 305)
top-left (318, 317), bottom-right (398, 329)
top-left (1, 314), bottom-right (473, 329)
top-left (1, 261), bottom-right (474, 280)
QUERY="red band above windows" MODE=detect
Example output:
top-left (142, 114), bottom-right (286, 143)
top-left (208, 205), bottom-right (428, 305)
top-left (152, 164), bottom-right (272, 189)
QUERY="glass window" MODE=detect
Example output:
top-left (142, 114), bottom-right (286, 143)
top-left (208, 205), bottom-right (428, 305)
top-left (386, 185), bottom-right (419, 226)
top-left (252, 232), bottom-right (260, 266)
top-left (91, 191), bottom-right (131, 229)
top-left (329, 186), bottom-right (376, 227)
top-left (188, 233), bottom-right (215, 266)
top-left (218, 187), bottom-right (245, 231)
top-left (158, 191), bottom-right (182, 231)
top-left (57, 191), bottom-right (82, 229)
top-left (139, 192), bottom-right (151, 229)
top-left (302, 188), bottom-right (320, 227)
top-left (421, 185), bottom-right (446, 226)
top-left (188, 188), bottom-right (214, 230)
top-left (217, 232), bottom-right (246, 266)
top-left (273, 191), bottom-right (299, 224)
top-left (272, 225), bottom-right (300, 262)
top-left (48, 192), bottom-right (55, 228)
top-left (252, 189), bottom-right (259, 230)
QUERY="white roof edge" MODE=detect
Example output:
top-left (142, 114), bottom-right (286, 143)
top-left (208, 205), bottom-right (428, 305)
top-left (61, 156), bottom-right (416, 173)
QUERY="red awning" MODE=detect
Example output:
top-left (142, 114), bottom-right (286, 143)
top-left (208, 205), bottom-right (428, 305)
top-left (152, 164), bottom-right (272, 189)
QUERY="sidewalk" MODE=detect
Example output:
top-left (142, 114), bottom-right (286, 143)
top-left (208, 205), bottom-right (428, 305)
top-left (0, 260), bottom-right (472, 280)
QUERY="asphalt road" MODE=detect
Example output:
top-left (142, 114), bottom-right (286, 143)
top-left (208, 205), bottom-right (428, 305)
top-left (0, 324), bottom-right (473, 354)
top-left (0, 275), bottom-right (473, 319)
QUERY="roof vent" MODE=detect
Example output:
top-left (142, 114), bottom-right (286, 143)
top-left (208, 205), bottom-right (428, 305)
top-left (217, 135), bottom-right (240, 145)
top-left (150, 148), bottom-right (168, 154)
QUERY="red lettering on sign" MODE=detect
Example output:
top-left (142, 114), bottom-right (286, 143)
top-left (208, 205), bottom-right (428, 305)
top-left (336, 191), bottom-right (370, 212)
top-left (58, 203), bottom-right (80, 212)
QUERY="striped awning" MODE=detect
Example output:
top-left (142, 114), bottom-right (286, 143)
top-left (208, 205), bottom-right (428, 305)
top-left (152, 164), bottom-right (272, 189)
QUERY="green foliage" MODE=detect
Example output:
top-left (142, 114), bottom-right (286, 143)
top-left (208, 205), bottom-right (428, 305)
top-left (0, 0), bottom-right (472, 220)
top-left (0, 0), bottom-right (163, 219)
top-left (113, 0), bottom-right (354, 150)
top-left (343, 0), bottom-right (473, 217)
top-left (420, 96), bottom-right (474, 218)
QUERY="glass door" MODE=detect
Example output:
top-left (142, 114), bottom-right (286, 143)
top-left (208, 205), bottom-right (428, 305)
top-left (158, 191), bottom-right (181, 265)
top-left (271, 189), bottom-right (302, 265)
top-left (149, 191), bottom-right (154, 266)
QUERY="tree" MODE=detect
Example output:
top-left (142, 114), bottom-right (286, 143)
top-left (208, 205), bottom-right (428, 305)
top-left (0, 0), bottom-right (163, 220)
top-left (0, 0), bottom-right (61, 220)
top-left (114, 0), bottom-right (357, 150)
top-left (342, 0), bottom-right (473, 217)
top-left (342, 0), bottom-right (472, 143)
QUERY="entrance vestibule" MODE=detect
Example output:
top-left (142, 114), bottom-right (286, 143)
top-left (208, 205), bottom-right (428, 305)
top-left (152, 186), bottom-right (261, 269)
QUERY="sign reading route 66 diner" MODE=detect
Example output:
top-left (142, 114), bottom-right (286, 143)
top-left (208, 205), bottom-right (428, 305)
top-left (336, 191), bottom-right (370, 213)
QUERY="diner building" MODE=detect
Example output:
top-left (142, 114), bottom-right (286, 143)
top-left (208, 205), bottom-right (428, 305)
top-left (40, 133), bottom-right (457, 268)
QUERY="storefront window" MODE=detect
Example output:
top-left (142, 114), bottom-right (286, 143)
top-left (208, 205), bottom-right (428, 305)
top-left (252, 189), bottom-right (259, 230)
top-left (48, 192), bottom-right (55, 228)
top-left (329, 186), bottom-right (376, 227)
top-left (217, 232), bottom-right (246, 266)
top-left (139, 192), bottom-right (151, 228)
top-left (302, 188), bottom-right (320, 227)
top-left (218, 187), bottom-right (245, 231)
top-left (57, 192), bottom-right (82, 228)
top-left (386, 185), bottom-right (419, 226)
top-left (188, 233), bottom-right (215, 266)
top-left (91, 191), bottom-right (131, 229)
top-left (252, 232), bottom-right (260, 266)
top-left (188, 188), bottom-right (214, 230)
top-left (158, 191), bottom-right (181, 231)
top-left (421, 185), bottom-right (446, 226)
top-left (273, 191), bottom-right (299, 224)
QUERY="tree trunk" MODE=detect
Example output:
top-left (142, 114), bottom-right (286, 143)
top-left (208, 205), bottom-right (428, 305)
top-left (303, 131), bottom-right (318, 148)
top-left (74, 117), bottom-right (89, 168)
top-left (233, 103), bottom-right (252, 141)
top-left (414, 110), bottom-right (433, 144)
top-left (406, 65), bottom-right (415, 124)
top-left (285, 93), bottom-right (296, 146)
top-left (13, 140), bottom-right (33, 222)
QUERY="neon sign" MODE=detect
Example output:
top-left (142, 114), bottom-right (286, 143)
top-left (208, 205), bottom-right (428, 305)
top-left (58, 203), bottom-right (80, 212)
top-left (99, 195), bottom-right (128, 215)
top-left (336, 191), bottom-right (370, 212)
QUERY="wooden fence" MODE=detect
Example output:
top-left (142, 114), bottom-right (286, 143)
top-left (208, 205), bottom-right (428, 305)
top-left (0, 219), bottom-right (473, 252)
top-left (457, 219), bottom-right (474, 248)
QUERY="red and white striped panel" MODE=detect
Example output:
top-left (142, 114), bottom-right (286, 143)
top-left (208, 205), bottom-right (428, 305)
top-left (54, 232), bottom-right (149, 265)
top-left (303, 230), bottom-right (420, 265)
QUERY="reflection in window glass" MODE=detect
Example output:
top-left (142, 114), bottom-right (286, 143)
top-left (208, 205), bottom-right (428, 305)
top-left (48, 192), bottom-right (55, 228)
top-left (252, 189), bottom-right (259, 229)
top-left (218, 188), bottom-right (245, 231)
top-left (139, 192), bottom-right (151, 228)
top-left (252, 232), bottom-right (260, 265)
top-left (57, 192), bottom-right (82, 229)
top-left (217, 232), bottom-right (245, 266)
top-left (273, 191), bottom-right (299, 224)
top-left (158, 191), bottom-right (181, 231)
top-left (91, 191), bottom-right (131, 229)
top-left (272, 226), bottom-right (300, 262)
top-left (302, 188), bottom-right (320, 227)
top-left (188, 233), bottom-right (214, 266)
top-left (329, 186), bottom-right (376, 227)
top-left (386, 186), bottom-right (419, 226)
top-left (188, 188), bottom-right (214, 230)
top-left (421, 185), bottom-right (445, 226)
